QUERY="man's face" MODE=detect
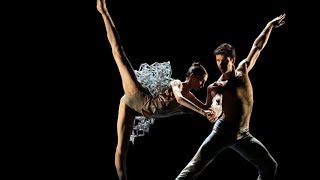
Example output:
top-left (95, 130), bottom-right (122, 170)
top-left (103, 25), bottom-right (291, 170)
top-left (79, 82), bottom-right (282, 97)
top-left (215, 54), bottom-right (234, 74)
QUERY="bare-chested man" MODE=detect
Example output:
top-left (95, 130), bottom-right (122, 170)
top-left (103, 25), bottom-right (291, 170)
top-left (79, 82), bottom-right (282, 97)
top-left (175, 14), bottom-right (286, 180)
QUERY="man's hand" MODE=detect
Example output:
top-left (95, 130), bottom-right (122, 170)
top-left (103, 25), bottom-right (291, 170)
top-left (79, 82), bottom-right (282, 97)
top-left (212, 80), bottom-right (227, 88)
top-left (205, 109), bottom-right (219, 123)
top-left (270, 14), bottom-right (286, 28)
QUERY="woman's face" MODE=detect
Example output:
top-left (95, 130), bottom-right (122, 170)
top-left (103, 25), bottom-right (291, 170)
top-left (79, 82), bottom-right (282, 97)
top-left (192, 74), bottom-right (208, 91)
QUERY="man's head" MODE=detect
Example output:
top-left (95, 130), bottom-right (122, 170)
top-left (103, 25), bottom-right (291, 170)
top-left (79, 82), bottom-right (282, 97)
top-left (214, 43), bottom-right (236, 74)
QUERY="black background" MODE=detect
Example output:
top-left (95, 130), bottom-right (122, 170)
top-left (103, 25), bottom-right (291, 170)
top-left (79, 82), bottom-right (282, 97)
top-left (26, 0), bottom-right (315, 179)
top-left (94, 1), bottom-right (297, 180)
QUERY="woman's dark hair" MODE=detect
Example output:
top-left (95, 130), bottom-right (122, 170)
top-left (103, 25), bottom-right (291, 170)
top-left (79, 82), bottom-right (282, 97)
top-left (186, 62), bottom-right (208, 77)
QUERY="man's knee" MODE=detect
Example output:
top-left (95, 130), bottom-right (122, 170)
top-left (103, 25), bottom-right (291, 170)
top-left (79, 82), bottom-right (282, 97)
top-left (260, 158), bottom-right (278, 176)
top-left (270, 159), bottom-right (278, 174)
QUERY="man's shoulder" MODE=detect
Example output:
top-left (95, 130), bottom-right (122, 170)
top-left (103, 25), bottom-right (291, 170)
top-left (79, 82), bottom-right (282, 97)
top-left (207, 82), bottom-right (222, 92)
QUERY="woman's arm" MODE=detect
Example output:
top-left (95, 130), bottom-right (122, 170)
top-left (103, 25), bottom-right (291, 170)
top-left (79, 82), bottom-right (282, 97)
top-left (170, 80), bottom-right (212, 117)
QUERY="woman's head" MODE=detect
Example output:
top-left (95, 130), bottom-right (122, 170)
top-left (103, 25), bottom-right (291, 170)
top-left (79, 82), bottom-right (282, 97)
top-left (186, 62), bottom-right (208, 90)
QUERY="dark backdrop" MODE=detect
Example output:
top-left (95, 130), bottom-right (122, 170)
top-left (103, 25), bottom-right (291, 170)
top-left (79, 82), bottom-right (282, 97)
top-left (95, 0), bottom-right (295, 180)
top-left (94, 1), bottom-right (296, 180)
top-left (36, 1), bottom-right (311, 180)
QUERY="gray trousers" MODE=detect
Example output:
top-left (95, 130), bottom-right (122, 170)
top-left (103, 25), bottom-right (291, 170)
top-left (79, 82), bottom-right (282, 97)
top-left (175, 119), bottom-right (278, 180)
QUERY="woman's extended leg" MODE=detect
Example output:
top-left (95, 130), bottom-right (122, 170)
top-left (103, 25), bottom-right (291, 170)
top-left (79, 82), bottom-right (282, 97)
top-left (97, 1), bottom-right (144, 179)
top-left (97, 0), bottom-right (142, 95)
top-left (115, 98), bottom-right (136, 180)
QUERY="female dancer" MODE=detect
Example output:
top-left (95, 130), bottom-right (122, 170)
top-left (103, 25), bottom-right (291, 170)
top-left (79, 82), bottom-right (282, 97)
top-left (96, 0), bottom-right (214, 179)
